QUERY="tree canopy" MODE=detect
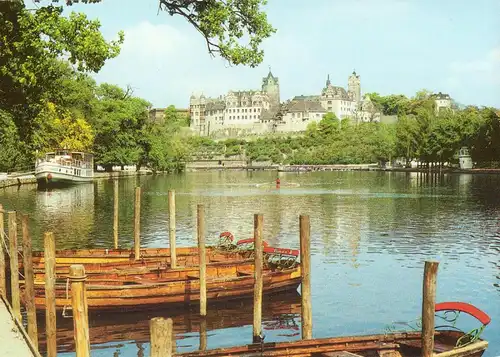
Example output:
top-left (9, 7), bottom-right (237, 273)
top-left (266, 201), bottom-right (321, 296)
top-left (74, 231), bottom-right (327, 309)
top-left (35, 0), bottom-right (276, 67)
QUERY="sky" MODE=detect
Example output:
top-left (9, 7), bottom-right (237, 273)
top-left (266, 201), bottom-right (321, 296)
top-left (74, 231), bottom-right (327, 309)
top-left (35, 0), bottom-right (500, 108)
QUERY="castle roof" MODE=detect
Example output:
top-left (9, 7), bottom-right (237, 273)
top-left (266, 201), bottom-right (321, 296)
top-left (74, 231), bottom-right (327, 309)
top-left (431, 92), bottom-right (451, 100)
top-left (293, 95), bottom-right (320, 101)
top-left (286, 99), bottom-right (326, 113)
top-left (322, 85), bottom-right (351, 100)
top-left (205, 101), bottom-right (225, 111)
top-left (262, 67), bottom-right (279, 85)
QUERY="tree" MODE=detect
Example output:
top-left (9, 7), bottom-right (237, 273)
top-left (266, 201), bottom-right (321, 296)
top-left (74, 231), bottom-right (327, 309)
top-left (0, 1), bottom-right (123, 165)
top-left (91, 84), bottom-right (151, 171)
top-left (37, 0), bottom-right (276, 67)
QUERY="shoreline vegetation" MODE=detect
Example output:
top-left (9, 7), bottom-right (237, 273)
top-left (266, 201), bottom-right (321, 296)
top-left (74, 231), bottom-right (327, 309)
top-left (2, 165), bottom-right (500, 190)
top-left (1, 2), bottom-right (499, 182)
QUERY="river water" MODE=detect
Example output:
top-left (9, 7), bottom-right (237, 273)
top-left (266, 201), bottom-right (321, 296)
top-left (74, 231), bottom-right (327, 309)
top-left (1, 171), bottom-right (499, 357)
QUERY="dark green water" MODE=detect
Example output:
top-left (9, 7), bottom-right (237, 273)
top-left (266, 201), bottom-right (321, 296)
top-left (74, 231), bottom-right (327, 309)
top-left (1, 171), bottom-right (499, 356)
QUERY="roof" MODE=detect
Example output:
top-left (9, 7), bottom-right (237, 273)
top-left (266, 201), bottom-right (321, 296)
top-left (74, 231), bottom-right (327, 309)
top-left (322, 85), bottom-right (351, 100)
top-left (286, 100), bottom-right (326, 113)
top-left (293, 95), bottom-right (320, 101)
top-left (431, 92), bottom-right (451, 100)
top-left (205, 101), bottom-right (225, 111)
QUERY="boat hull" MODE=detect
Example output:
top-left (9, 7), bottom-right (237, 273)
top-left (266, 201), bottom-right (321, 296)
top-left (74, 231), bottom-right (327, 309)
top-left (28, 265), bottom-right (302, 311)
top-left (177, 330), bottom-right (488, 357)
top-left (35, 169), bottom-right (93, 186)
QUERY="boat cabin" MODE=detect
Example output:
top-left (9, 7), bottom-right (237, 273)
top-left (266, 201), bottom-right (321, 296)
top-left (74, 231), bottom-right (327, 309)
top-left (38, 150), bottom-right (94, 170)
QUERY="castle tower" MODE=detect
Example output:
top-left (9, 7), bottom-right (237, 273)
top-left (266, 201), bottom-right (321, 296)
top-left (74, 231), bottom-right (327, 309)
top-left (348, 70), bottom-right (361, 104)
top-left (325, 74), bottom-right (331, 87)
top-left (261, 67), bottom-right (280, 106)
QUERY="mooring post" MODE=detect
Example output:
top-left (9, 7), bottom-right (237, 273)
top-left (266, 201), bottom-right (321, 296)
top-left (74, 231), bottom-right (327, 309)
top-left (21, 214), bottom-right (38, 350)
top-left (150, 317), bottom-right (173, 357)
top-left (253, 213), bottom-right (264, 343)
top-left (0, 204), bottom-right (6, 299)
top-left (69, 264), bottom-right (90, 357)
top-left (199, 316), bottom-right (207, 351)
top-left (168, 190), bottom-right (177, 269)
top-left (44, 232), bottom-right (57, 357)
top-left (422, 261), bottom-right (439, 357)
top-left (8, 211), bottom-right (21, 321)
top-left (300, 214), bottom-right (312, 340)
top-left (113, 180), bottom-right (119, 249)
top-left (197, 204), bottom-right (207, 317)
top-left (134, 186), bottom-right (141, 260)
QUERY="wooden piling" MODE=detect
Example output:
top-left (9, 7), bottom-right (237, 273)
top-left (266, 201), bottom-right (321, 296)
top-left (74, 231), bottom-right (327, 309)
top-left (168, 190), bottom-right (177, 269)
top-left (21, 214), bottom-right (38, 350)
top-left (300, 214), bottom-right (312, 340)
top-left (113, 180), bottom-right (119, 249)
top-left (149, 317), bottom-right (173, 357)
top-left (8, 211), bottom-right (21, 322)
top-left (197, 204), bottom-right (206, 317)
top-left (70, 264), bottom-right (90, 357)
top-left (0, 204), bottom-right (5, 299)
top-left (134, 186), bottom-right (141, 260)
top-left (253, 213), bottom-right (264, 343)
top-left (422, 261), bottom-right (439, 357)
top-left (44, 232), bottom-right (57, 357)
top-left (199, 317), bottom-right (207, 351)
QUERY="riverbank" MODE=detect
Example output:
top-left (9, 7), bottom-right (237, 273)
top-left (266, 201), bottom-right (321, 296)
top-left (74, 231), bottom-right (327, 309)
top-left (0, 169), bottom-right (154, 189)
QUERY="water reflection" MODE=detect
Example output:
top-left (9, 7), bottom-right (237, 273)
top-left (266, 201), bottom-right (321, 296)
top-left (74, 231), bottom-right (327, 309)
top-left (1, 171), bottom-right (499, 356)
top-left (37, 292), bottom-right (301, 354)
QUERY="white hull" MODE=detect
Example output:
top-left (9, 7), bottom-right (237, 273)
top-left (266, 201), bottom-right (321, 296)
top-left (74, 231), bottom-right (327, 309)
top-left (35, 163), bottom-right (93, 185)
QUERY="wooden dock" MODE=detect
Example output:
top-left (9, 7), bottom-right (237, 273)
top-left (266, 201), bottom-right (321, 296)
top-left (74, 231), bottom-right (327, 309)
top-left (0, 298), bottom-right (38, 357)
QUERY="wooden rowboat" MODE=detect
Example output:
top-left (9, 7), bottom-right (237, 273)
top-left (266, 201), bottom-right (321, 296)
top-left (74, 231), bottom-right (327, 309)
top-left (36, 291), bottom-right (302, 353)
top-left (26, 263), bottom-right (302, 311)
top-left (175, 330), bottom-right (488, 357)
top-left (177, 301), bottom-right (491, 357)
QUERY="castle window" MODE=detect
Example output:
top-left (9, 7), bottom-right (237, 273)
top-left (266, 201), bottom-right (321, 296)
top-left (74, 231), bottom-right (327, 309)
top-left (327, 101), bottom-right (332, 104)
top-left (237, 116), bottom-right (240, 119)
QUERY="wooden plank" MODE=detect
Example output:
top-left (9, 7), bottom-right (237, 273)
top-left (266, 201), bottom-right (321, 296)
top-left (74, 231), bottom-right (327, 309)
top-left (197, 204), bottom-right (206, 316)
top-left (319, 352), bottom-right (363, 357)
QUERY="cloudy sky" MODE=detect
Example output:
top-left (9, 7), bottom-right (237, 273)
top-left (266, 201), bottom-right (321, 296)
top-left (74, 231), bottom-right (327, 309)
top-left (51, 0), bottom-right (500, 108)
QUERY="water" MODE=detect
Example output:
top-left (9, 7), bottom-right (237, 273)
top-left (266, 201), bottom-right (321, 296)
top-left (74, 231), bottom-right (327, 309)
top-left (1, 171), bottom-right (499, 356)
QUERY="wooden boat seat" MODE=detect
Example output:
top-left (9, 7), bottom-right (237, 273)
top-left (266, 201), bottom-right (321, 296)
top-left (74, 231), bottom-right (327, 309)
top-left (236, 269), bottom-right (253, 276)
top-left (318, 352), bottom-right (363, 357)
top-left (398, 339), bottom-right (450, 353)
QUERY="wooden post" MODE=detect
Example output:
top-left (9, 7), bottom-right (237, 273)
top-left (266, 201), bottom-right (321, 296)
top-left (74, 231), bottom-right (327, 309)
top-left (21, 214), bottom-right (38, 350)
top-left (422, 261), bottom-right (439, 357)
top-left (0, 204), bottom-right (5, 299)
top-left (149, 317), bottom-right (173, 357)
top-left (197, 204), bottom-right (206, 317)
top-left (70, 264), bottom-right (90, 357)
top-left (300, 214), bottom-right (312, 340)
top-left (168, 190), bottom-right (177, 269)
top-left (199, 317), bottom-right (207, 351)
top-left (134, 186), bottom-right (141, 260)
top-left (44, 232), bottom-right (57, 357)
top-left (253, 213), bottom-right (264, 343)
top-left (113, 180), bottom-right (119, 249)
top-left (8, 211), bottom-right (21, 321)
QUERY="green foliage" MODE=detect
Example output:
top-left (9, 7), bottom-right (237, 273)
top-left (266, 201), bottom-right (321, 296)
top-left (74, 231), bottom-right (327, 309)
top-left (44, 0), bottom-right (275, 67)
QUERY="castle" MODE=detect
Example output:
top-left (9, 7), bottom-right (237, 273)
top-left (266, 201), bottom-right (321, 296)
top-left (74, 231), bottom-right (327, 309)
top-left (189, 70), bottom-right (382, 137)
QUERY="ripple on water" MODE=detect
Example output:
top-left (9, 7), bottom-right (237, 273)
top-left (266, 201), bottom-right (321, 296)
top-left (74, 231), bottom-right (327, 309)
top-left (1, 171), bottom-right (499, 357)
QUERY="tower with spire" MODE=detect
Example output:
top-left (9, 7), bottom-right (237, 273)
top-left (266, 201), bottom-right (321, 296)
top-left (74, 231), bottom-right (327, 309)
top-left (261, 66), bottom-right (280, 107)
top-left (348, 70), bottom-right (361, 105)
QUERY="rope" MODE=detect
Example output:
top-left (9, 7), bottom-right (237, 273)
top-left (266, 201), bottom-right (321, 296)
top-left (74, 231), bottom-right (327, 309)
top-left (62, 277), bottom-right (72, 318)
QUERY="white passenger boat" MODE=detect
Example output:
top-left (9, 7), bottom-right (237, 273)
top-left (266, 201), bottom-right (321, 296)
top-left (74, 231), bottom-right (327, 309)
top-left (35, 150), bottom-right (94, 186)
